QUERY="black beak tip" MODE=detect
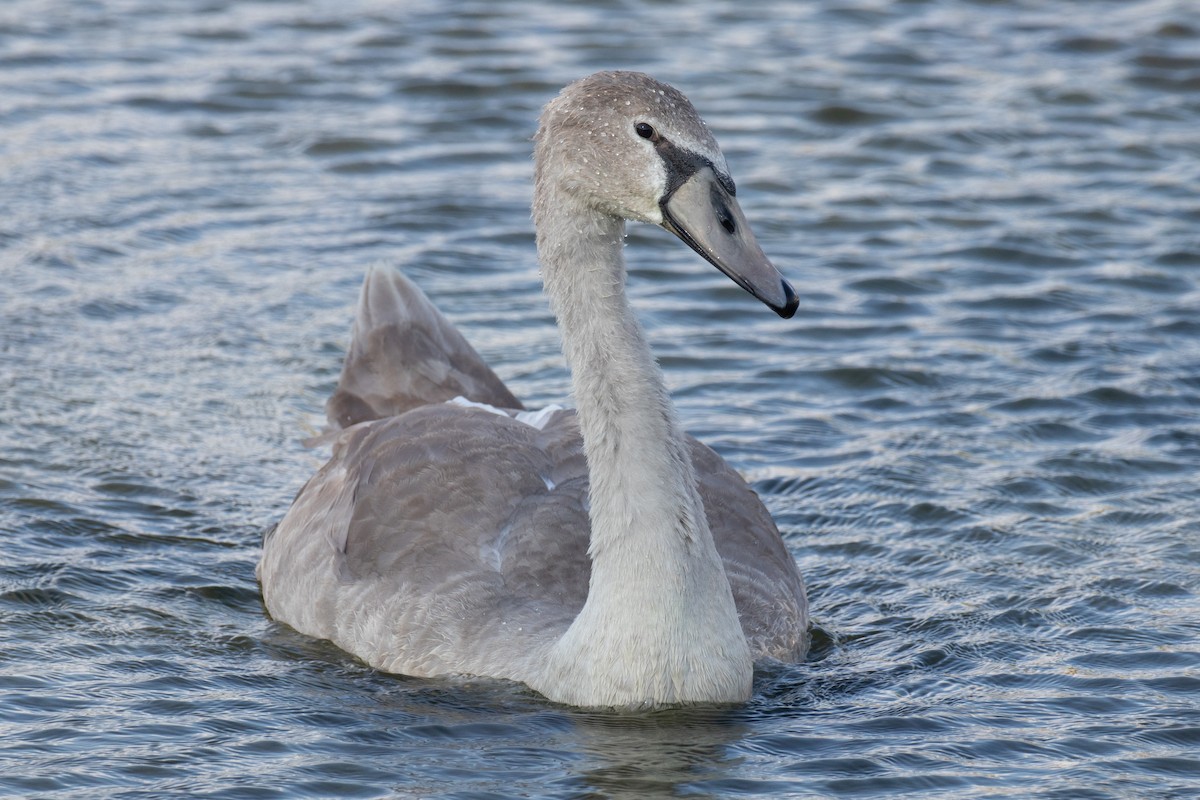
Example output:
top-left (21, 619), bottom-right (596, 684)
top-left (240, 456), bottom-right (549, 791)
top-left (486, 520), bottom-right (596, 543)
top-left (774, 279), bottom-right (799, 319)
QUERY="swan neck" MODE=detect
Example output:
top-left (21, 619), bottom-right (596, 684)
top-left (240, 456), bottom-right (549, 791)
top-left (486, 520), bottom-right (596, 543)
top-left (536, 202), bottom-right (694, 544)
top-left (532, 197), bottom-right (751, 706)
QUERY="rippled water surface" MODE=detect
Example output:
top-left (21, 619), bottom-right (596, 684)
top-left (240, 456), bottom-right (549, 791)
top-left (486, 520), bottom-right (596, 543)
top-left (3, 0), bottom-right (1200, 797)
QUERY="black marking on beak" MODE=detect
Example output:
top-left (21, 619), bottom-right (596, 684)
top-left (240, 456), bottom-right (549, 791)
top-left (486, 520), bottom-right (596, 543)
top-left (656, 157), bottom-right (797, 319)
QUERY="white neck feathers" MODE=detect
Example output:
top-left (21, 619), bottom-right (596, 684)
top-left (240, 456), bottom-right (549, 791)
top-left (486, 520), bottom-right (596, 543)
top-left (531, 197), bottom-right (752, 707)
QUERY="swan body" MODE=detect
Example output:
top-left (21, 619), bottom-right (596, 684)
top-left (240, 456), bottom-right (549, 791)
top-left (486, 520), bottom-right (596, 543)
top-left (259, 71), bottom-right (808, 708)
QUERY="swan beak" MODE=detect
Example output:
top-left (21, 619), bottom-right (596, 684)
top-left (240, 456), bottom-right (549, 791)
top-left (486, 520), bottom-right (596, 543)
top-left (660, 166), bottom-right (798, 319)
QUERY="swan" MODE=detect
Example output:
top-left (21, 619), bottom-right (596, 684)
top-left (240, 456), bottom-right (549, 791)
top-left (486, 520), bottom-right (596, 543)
top-left (258, 71), bottom-right (808, 708)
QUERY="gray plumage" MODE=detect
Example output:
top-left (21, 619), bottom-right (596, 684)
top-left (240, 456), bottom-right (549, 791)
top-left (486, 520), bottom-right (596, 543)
top-left (259, 72), bottom-right (808, 708)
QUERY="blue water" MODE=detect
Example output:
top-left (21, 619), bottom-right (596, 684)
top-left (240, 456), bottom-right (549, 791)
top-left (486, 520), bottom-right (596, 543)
top-left (2, 0), bottom-right (1199, 797)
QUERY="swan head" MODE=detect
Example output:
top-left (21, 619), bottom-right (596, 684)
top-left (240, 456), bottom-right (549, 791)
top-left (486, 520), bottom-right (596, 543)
top-left (534, 71), bottom-right (798, 319)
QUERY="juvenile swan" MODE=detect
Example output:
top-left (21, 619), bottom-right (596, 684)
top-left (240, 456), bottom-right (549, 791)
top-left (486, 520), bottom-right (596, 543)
top-left (259, 71), bottom-right (808, 708)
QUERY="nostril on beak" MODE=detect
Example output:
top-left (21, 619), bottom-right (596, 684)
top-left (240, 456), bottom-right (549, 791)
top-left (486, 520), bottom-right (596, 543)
top-left (717, 205), bottom-right (736, 234)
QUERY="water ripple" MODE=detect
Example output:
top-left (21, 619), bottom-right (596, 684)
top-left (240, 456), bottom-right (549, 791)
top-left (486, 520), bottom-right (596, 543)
top-left (2, 0), bottom-right (1199, 798)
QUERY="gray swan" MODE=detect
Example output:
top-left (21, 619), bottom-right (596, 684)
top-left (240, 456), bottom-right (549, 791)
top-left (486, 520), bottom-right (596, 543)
top-left (259, 71), bottom-right (808, 708)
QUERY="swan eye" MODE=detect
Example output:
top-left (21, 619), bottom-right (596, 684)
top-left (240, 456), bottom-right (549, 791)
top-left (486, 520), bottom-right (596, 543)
top-left (634, 122), bottom-right (656, 140)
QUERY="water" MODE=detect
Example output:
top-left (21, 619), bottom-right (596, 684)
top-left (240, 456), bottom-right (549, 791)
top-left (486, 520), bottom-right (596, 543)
top-left (2, 0), bottom-right (1198, 797)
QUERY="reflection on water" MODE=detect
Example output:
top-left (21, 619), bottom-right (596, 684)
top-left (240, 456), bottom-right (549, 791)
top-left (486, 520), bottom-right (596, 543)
top-left (2, 0), bottom-right (1199, 797)
top-left (566, 708), bottom-right (747, 799)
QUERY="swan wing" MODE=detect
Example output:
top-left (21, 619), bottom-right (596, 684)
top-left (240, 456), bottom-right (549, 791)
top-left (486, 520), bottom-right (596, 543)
top-left (325, 266), bottom-right (523, 430)
top-left (690, 439), bottom-right (809, 661)
top-left (260, 404), bottom-right (591, 679)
